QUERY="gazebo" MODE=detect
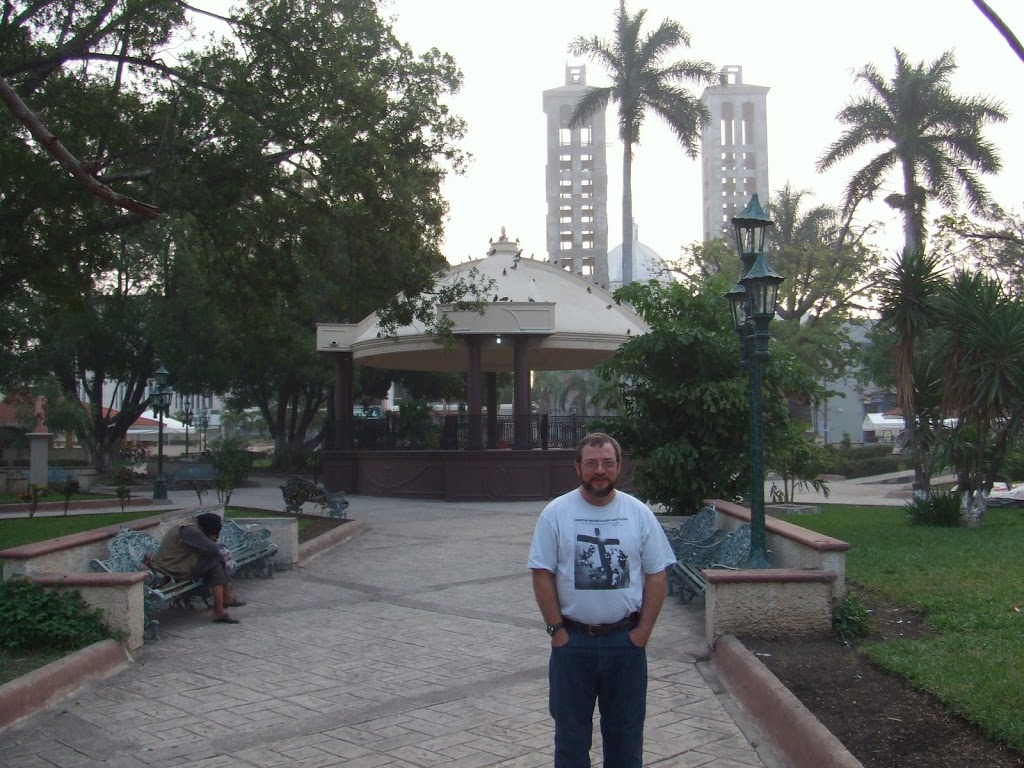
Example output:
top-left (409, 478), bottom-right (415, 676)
top-left (315, 229), bottom-right (647, 500)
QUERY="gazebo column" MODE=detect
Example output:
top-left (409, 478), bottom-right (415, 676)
top-left (333, 351), bottom-right (353, 449)
top-left (465, 336), bottom-right (484, 449)
top-left (513, 336), bottom-right (531, 450)
top-left (486, 372), bottom-right (498, 448)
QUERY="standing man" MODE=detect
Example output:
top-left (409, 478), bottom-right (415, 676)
top-left (528, 432), bottom-right (676, 768)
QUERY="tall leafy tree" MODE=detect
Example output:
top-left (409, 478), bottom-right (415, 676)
top-left (934, 207), bottom-right (1024, 295)
top-left (818, 49), bottom-right (1006, 256)
top-left (568, 1), bottom-right (718, 286)
top-left (1, 0), bottom-right (477, 465)
top-left (593, 276), bottom-right (820, 513)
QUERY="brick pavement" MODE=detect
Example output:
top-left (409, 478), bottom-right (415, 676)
top-left (1, 491), bottom-right (781, 767)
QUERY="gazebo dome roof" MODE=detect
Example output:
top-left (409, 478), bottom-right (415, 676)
top-left (317, 229), bottom-right (647, 372)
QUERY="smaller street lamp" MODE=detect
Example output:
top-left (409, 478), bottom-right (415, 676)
top-left (726, 194), bottom-right (784, 569)
top-left (198, 406), bottom-right (210, 454)
top-left (150, 365), bottom-right (173, 501)
top-left (182, 401), bottom-right (194, 459)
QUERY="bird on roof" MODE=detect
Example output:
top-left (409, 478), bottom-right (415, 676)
top-left (528, 297), bottom-right (535, 302)
top-left (586, 286), bottom-right (591, 293)
top-left (606, 304), bottom-right (612, 309)
top-left (502, 268), bottom-right (507, 276)
top-left (493, 295), bottom-right (499, 302)
top-left (487, 248), bottom-right (496, 256)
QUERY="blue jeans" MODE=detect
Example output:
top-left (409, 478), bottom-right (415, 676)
top-left (549, 627), bottom-right (647, 768)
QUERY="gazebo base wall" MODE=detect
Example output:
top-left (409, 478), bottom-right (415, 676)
top-left (323, 450), bottom-right (630, 501)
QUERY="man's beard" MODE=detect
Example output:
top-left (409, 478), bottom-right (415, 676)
top-left (583, 477), bottom-right (616, 498)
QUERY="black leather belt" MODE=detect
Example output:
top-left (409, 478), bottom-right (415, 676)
top-left (562, 612), bottom-right (639, 637)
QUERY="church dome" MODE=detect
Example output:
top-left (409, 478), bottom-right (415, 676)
top-left (606, 224), bottom-right (672, 289)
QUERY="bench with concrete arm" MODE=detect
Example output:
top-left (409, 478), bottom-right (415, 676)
top-left (89, 519), bottom-right (277, 641)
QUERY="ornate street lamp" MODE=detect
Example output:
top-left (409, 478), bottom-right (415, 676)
top-left (727, 194), bottom-right (784, 569)
top-left (182, 401), bottom-right (194, 459)
top-left (198, 406), bottom-right (210, 453)
top-left (150, 364), bottom-right (173, 501)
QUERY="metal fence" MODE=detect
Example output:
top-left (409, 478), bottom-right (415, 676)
top-left (351, 413), bottom-right (603, 451)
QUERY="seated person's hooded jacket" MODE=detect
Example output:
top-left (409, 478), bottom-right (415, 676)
top-left (151, 513), bottom-right (223, 582)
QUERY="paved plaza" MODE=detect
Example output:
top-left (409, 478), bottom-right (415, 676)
top-left (1, 484), bottom-right (786, 768)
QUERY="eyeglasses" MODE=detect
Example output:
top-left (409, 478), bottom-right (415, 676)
top-left (580, 459), bottom-right (618, 470)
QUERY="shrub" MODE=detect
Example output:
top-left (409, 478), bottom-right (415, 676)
top-left (208, 435), bottom-right (253, 507)
top-left (18, 484), bottom-right (48, 517)
top-left (833, 591), bottom-right (873, 643)
top-left (905, 490), bottom-right (963, 527)
top-left (0, 579), bottom-right (113, 651)
top-left (59, 477), bottom-right (80, 516)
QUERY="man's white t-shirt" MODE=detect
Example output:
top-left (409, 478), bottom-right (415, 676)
top-left (527, 488), bottom-right (676, 625)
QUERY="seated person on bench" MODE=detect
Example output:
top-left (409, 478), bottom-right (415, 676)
top-left (151, 512), bottom-right (246, 625)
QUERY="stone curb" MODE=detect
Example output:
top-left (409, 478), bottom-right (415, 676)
top-left (298, 519), bottom-right (366, 565)
top-left (713, 634), bottom-right (864, 768)
top-left (0, 638), bottom-right (131, 733)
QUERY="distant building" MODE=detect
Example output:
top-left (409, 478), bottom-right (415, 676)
top-left (542, 65), bottom-right (609, 286)
top-left (807, 322), bottom-right (897, 444)
top-left (700, 65), bottom-right (770, 241)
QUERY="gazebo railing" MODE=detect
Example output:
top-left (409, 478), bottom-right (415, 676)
top-left (350, 413), bottom-right (602, 451)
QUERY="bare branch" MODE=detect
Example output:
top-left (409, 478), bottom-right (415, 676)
top-left (972, 0), bottom-right (1024, 64)
top-left (0, 74), bottom-right (159, 219)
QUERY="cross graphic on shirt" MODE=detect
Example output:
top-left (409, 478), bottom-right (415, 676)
top-left (578, 527), bottom-right (620, 587)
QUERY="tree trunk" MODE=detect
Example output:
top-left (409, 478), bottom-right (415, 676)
top-left (962, 490), bottom-right (987, 528)
top-left (622, 141), bottom-right (633, 286)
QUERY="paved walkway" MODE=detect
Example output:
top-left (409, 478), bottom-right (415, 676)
top-left (1, 483), bottom-right (784, 768)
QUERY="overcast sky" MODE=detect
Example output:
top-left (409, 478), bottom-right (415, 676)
top-left (383, 0), bottom-right (1024, 268)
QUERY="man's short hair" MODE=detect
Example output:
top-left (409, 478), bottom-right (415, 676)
top-left (196, 512), bottom-right (223, 537)
top-left (575, 432), bottom-right (621, 463)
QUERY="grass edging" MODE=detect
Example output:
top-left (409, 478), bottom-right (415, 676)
top-left (0, 639), bottom-right (130, 733)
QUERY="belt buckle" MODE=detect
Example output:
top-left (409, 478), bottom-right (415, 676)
top-left (586, 623), bottom-right (603, 636)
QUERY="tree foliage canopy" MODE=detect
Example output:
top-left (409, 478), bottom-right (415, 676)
top-left (593, 277), bottom-right (821, 514)
top-left (1, 0), bottom-right (476, 468)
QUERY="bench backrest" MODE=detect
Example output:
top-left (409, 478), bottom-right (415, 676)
top-left (103, 527), bottom-right (161, 571)
top-left (713, 524), bottom-right (751, 569)
top-left (667, 506), bottom-right (717, 545)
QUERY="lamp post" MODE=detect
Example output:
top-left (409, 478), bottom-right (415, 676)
top-left (182, 401), bottom-right (194, 459)
top-left (150, 365), bottom-right (173, 501)
top-left (198, 407), bottom-right (210, 454)
top-left (725, 194), bottom-right (784, 569)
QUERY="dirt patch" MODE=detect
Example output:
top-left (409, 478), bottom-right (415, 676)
top-left (297, 516), bottom-right (349, 544)
top-left (741, 596), bottom-right (1024, 767)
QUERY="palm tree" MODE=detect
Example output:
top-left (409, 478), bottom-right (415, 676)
top-left (818, 49), bottom-right (1006, 257)
top-left (936, 269), bottom-right (1024, 525)
top-left (877, 247), bottom-right (947, 496)
top-left (568, 1), bottom-right (718, 286)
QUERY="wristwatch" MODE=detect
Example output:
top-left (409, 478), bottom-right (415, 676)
top-left (546, 622), bottom-right (564, 636)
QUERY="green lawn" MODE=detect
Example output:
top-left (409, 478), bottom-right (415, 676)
top-left (0, 492), bottom-right (116, 505)
top-left (0, 511), bottom-right (157, 552)
top-left (771, 504), bottom-right (1024, 752)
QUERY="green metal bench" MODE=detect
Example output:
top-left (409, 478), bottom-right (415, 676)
top-left (47, 467), bottom-right (76, 486)
top-left (280, 476), bottom-right (349, 518)
top-left (89, 518), bottom-right (278, 641)
top-left (671, 524), bottom-right (753, 604)
top-left (166, 464), bottom-right (219, 491)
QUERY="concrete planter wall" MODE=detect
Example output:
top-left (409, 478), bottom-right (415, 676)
top-left (701, 499), bottom-right (851, 647)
